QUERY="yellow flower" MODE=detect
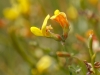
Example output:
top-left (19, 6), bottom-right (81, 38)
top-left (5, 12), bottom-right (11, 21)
top-left (36, 55), bottom-right (52, 73)
top-left (50, 10), bottom-right (69, 28)
top-left (86, 29), bottom-right (94, 37)
top-left (3, 0), bottom-right (30, 20)
top-left (18, 0), bottom-right (30, 14)
top-left (51, 10), bottom-right (70, 39)
top-left (31, 10), bottom-right (70, 41)
top-left (3, 5), bottom-right (20, 20)
top-left (66, 6), bottom-right (78, 20)
top-left (30, 15), bottom-right (53, 37)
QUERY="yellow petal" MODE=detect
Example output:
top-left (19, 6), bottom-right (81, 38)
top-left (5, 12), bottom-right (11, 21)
top-left (30, 27), bottom-right (43, 36)
top-left (50, 10), bottom-right (60, 20)
top-left (18, 0), bottom-right (30, 14)
top-left (36, 55), bottom-right (52, 73)
top-left (54, 9), bottom-right (60, 15)
top-left (3, 6), bottom-right (20, 20)
top-left (50, 16), bottom-right (55, 20)
top-left (67, 6), bottom-right (78, 20)
top-left (41, 15), bottom-right (50, 34)
top-left (51, 10), bottom-right (69, 28)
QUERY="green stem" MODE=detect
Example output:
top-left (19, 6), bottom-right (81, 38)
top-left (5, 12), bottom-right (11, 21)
top-left (88, 35), bottom-right (93, 58)
top-left (88, 35), bottom-right (97, 75)
top-left (72, 56), bottom-right (86, 75)
top-left (61, 41), bottom-right (66, 51)
top-left (9, 30), bottom-right (36, 67)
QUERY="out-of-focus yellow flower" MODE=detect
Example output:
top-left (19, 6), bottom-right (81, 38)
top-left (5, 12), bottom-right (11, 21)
top-left (36, 55), bottom-right (52, 73)
top-left (30, 15), bottom-right (53, 37)
top-left (3, 0), bottom-right (30, 20)
top-left (17, 0), bottom-right (30, 14)
top-left (86, 29), bottom-right (94, 37)
top-left (66, 6), bottom-right (78, 20)
top-left (3, 5), bottom-right (20, 20)
top-left (50, 10), bottom-right (69, 28)
top-left (88, 0), bottom-right (98, 6)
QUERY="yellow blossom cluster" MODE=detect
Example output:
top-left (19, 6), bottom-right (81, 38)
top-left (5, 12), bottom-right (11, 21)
top-left (3, 0), bottom-right (30, 20)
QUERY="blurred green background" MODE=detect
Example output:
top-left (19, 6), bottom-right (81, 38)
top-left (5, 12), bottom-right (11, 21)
top-left (0, 0), bottom-right (100, 75)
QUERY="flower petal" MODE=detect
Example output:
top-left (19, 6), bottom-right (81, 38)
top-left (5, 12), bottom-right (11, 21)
top-left (41, 15), bottom-right (50, 33)
top-left (36, 55), bottom-right (52, 73)
top-left (50, 10), bottom-right (69, 28)
top-left (54, 9), bottom-right (60, 15)
top-left (30, 27), bottom-right (43, 36)
top-left (3, 6), bottom-right (20, 20)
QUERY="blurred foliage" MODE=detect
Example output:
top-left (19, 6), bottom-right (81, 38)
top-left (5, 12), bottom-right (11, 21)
top-left (0, 0), bottom-right (100, 75)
